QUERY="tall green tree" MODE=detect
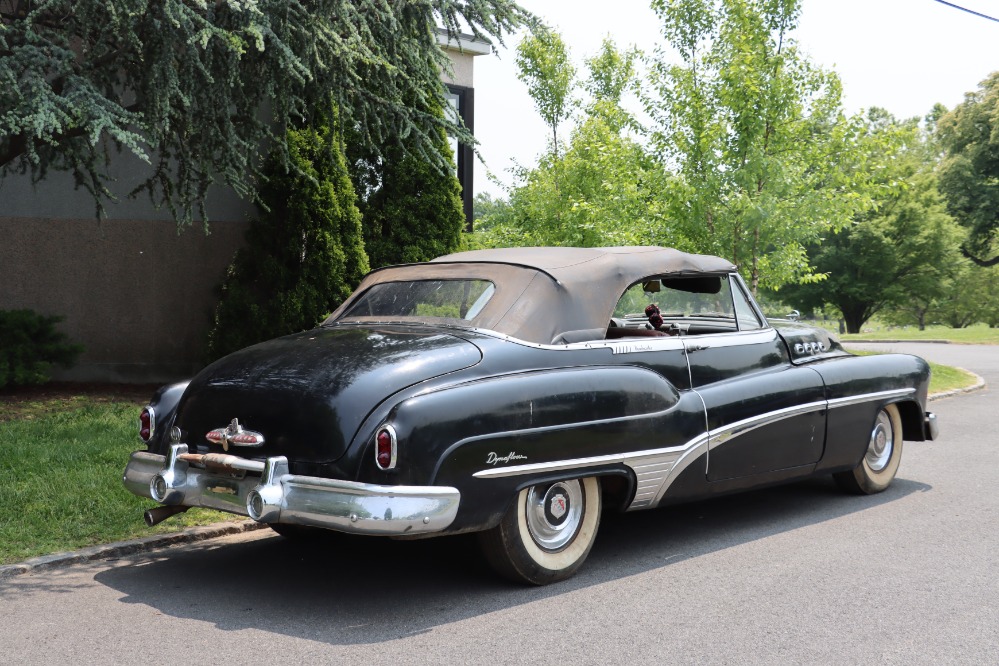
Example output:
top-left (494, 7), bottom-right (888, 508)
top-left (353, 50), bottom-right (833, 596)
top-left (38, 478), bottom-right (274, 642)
top-left (353, 97), bottom-right (465, 269)
top-left (920, 262), bottom-right (999, 329)
top-left (479, 37), bottom-right (665, 249)
top-left (936, 71), bottom-right (999, 267)
top-left (777, 112), bottom-right (965, 333)
top-left (207, 108), bottom-right (368, 360)
top-left (644, 0), bottom-right (881, 292)
top-left (0, 0), bottom-right (527, 225)
top-left (516, 25), bottom-right (576, 157)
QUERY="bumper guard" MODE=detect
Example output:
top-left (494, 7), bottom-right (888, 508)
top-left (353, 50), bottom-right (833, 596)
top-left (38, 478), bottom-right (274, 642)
top-left (123, 444), bottom-right (460, 536)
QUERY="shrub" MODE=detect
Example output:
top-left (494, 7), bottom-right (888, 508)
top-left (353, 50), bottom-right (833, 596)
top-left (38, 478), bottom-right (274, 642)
top-left (206, 106), bottom-right (369, 361)
top-left (0, 310), bottom-right (84, 388)
top-left (354, 98), bottom-right (465, 268)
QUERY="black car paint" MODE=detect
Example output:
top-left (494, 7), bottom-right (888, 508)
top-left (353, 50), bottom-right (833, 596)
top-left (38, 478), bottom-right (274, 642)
top-left (142, 317), bottom-right (931, 535)
top-left (161, 327), bottom-right (482, 465)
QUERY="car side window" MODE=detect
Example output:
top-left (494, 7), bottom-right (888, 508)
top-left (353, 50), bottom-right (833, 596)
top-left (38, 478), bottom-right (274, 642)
top-left (731, 280), bottom-right (764, 330)
top-left (610, 275), bottom-right (740, 337)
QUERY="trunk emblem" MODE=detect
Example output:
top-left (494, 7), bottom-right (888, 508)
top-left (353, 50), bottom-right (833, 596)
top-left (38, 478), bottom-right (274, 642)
top-left (206, 418), bottom-right (265, 451)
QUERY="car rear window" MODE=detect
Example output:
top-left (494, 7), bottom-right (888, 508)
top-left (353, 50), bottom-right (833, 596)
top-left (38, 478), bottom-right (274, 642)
top-left (341, 280), bottom-right (496, 321)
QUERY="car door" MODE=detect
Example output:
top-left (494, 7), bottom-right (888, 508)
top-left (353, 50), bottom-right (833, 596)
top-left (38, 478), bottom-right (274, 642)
top-left (682, 276), bottom-right (827, 482)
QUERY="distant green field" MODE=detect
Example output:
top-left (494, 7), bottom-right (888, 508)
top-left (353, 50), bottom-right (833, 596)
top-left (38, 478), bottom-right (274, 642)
top-left (799, 321), bottom-right (999, 345)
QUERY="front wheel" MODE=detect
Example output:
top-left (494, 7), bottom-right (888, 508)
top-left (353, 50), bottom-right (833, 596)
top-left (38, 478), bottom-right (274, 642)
top-left (834, 403), bottom-right (904, 494)
top-left (478, 477), bottom-right (601, 585)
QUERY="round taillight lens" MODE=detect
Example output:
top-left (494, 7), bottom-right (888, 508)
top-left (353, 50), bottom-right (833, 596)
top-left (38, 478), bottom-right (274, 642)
top-left (139, 407), bottom-right (154, 442)
top-left (375, 426), bottom-right (396, 470)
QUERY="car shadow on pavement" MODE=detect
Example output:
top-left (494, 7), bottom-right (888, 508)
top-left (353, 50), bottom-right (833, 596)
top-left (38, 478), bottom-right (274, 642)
top-left (89, 475), bottom-right (930, 645)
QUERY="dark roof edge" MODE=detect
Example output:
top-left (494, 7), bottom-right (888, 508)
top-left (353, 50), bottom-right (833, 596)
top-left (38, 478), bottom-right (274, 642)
top-left (365, 260), bottom-right (562, 284)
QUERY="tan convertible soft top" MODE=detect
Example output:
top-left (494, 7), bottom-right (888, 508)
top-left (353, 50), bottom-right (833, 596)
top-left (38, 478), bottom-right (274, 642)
top-left (327, 247), bottom-right (737, 344)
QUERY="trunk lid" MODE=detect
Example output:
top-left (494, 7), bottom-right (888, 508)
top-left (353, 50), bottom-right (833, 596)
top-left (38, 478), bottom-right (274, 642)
top-left (173, 325), bottom-right (481, 463)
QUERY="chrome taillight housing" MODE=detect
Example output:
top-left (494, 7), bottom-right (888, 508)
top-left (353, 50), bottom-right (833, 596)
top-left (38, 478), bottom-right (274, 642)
top-left (139, 406), bottom-right (155, 442)
top-left (374, 424), bottom-right (397, 470)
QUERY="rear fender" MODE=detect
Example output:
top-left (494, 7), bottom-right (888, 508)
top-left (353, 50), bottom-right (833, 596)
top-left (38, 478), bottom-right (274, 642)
top-left (145, 381), bottom-right (190, 453)
top-left (379, 365), bottom-right (705, 531)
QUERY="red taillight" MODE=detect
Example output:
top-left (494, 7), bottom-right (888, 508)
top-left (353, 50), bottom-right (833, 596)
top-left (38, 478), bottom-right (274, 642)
top-left (375, 425), bottom-right (397, 470)
top-left (139, 407), bottom-right (155, 442)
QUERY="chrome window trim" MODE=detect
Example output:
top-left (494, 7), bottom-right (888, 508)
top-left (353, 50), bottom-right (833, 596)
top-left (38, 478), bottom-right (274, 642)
top-left (323, 321), bottom-right (780, 355)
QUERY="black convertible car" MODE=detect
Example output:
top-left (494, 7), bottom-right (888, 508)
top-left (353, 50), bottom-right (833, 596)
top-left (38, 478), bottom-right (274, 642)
top-left (125, 247), bottom-right (938, 584)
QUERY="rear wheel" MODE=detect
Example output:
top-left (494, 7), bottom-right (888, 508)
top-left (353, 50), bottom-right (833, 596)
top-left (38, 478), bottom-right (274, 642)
top-left (479, 477), bottom-right (601, 585)
top-left (834, 403), bottom-right (904, 494)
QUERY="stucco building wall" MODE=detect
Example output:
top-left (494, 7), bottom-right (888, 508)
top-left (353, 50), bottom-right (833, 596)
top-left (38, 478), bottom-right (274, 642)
top-left (0, 40), bottom-right (484, 384)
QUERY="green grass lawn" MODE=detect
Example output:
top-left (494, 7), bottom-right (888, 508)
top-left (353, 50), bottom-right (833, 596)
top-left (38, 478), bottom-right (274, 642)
top-left (926, 361), bottom-right (979, 394)
top-left (834, 323), bottom-right (999, 345)
top-left (0, 400), bottom-right (236, 565)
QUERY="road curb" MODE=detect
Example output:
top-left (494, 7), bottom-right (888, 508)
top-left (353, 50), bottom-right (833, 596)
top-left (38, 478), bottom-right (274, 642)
top-left (928, 368), bottom-right (986, 401)
top-left (0, 521), bottom-right (267, 580)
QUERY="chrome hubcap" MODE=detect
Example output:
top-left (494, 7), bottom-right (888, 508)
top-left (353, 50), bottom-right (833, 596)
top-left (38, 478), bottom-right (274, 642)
top-left (866, 410), bottom-right (894, 472)
top-left (525, 480), bottom-right (584, 551)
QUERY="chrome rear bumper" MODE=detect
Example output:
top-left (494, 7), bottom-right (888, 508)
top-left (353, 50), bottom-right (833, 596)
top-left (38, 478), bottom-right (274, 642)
top-left (123, 444), bottom-right (460, 536)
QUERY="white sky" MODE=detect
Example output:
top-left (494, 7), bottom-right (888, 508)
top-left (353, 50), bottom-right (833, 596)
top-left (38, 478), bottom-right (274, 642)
top-left (472, 0), bottom-right (999, 198)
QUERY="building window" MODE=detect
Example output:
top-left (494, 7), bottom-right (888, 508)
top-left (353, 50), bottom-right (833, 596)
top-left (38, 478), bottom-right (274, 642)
top-left (445, 84), bottom-right (475, 232)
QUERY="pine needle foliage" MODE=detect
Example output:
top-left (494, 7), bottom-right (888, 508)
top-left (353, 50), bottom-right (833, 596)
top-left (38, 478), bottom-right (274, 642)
top-left (356, 99), bottom-right (465, 269)
top-left (0, 0), bottom-right (528, 226)
top-left (0, 309), bottom-right (83, 388)
top-left (206, 108), bottom-right (368, 361)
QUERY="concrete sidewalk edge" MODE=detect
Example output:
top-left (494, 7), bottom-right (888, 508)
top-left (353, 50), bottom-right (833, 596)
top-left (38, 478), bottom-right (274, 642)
top-left (0, 521), bottom-right (267, 580)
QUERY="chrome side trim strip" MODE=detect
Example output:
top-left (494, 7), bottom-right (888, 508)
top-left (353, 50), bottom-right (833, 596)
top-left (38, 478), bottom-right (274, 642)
top-left (708, 401), bottom-right (827, 450)
top-left (471, 387), bottom-right (921, 510)
top-left (472, 433), bottom-right (710, 511)
top-left (827, 388), bottom-right (915, 409)
top-left (648, 436), bottom-right (711, 508)
top-left (584, 337), bottom-right (686, 355)
top-left (472, 442), bottom-right (693, 479)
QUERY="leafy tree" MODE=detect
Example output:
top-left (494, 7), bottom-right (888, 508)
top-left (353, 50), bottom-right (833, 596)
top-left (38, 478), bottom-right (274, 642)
top-left (921, 263), bottom-right (999, 329)
top-left (354, 98), bottom-right (465, 269)
top-left (472, 192), bottom-right (516, 234)
top-left (206, 108), bottom-right (368, 360)
top-left (500, 113), bottom-right (666, 247)
top-left (0, 0), bottom-right (527, 225)
top-left (644, 0), bottom-right (883, 292)
top-left (478, 38), bottom-right (665, 249)
top-left (516, 25), bottom-right (576, 156)
top-left (935, 72), bottom-right (999, 267)
top-left (777, 112), bottom-right (965, 333)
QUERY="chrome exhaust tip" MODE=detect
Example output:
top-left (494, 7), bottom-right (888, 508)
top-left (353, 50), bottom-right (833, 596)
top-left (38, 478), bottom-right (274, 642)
top-left (144, 505), bottom-right (190, 527)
